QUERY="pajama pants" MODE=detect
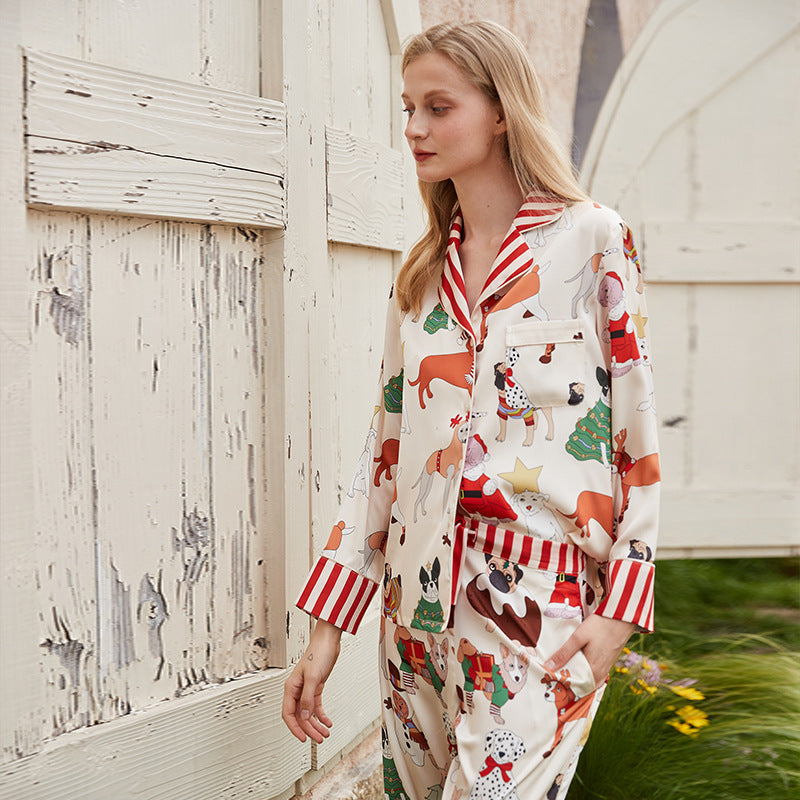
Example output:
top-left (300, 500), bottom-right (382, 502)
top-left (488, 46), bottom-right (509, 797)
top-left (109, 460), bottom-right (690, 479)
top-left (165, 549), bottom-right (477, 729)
top-left (379, 517), bottom-right (606, 800)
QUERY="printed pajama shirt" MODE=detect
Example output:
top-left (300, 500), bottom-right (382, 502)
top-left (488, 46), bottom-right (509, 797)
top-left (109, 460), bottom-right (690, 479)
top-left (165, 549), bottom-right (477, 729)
top-left (296, 195), bottom-right (661, 800)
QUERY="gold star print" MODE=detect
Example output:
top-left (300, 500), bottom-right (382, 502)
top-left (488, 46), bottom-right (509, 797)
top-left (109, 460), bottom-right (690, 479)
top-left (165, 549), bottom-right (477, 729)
top-left (632, 310), bottom-right (648, 338)
top-left (498, 459), bottom-right (543, 493)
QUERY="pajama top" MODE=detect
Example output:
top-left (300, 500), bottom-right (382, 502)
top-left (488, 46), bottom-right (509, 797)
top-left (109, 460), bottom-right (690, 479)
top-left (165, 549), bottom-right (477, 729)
top-left (296, 194), bottom-right (661, 636)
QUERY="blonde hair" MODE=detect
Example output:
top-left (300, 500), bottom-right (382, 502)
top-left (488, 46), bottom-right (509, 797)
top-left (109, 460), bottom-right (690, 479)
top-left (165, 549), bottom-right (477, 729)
top-left (396, 20), bottom-right (588, 314)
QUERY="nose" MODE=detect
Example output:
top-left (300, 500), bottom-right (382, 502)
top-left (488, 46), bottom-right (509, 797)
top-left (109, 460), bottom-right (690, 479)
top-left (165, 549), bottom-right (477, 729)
top-left (404, 110), bottom-right (427, 143)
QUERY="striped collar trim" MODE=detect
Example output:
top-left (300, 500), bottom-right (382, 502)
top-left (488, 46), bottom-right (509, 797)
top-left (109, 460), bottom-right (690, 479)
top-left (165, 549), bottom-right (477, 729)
top-left (438, 194), bottom-right (565, 340)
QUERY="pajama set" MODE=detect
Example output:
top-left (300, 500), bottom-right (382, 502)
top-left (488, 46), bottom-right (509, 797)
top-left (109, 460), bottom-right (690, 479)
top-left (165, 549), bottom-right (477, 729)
top-left (296, 195), bottom-right (661, 800)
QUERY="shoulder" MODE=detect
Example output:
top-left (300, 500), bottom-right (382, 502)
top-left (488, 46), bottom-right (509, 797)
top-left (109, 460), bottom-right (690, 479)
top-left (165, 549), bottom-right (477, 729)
top-left (566, 200), bottom-right (627, 245)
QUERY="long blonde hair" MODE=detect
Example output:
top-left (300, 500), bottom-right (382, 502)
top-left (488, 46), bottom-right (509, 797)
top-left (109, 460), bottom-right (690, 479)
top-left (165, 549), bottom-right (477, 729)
top-left (396, 20), bottom-right (588, 314)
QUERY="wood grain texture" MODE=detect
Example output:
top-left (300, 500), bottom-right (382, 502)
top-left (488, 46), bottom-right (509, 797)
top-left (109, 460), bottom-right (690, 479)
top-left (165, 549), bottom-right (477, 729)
top-left (24, 48), bottom-right (286, 227)
top-left (581, 0), bottom-right (800, 559)
top-left (643, 222), bottom-right (800, 283)
top-left (325, 126), bottom-right (404, 251)
top-left (0, 669), bottom-right (308, 800)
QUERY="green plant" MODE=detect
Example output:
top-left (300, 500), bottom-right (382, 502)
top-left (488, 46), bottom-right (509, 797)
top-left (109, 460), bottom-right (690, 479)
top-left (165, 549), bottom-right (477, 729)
top-left (568, 637), bottom-right (800, 800)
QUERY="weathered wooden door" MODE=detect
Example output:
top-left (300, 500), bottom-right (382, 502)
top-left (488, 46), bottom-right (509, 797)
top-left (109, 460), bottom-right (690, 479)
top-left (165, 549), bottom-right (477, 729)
top-left (582, 0), bottom-right (800, 558)
top-left (0, 1), bottom-right (421, 796)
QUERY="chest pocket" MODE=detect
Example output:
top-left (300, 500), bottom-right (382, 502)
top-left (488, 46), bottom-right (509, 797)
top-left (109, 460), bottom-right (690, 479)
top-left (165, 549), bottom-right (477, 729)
top-left (504, 319), bottom-right (586, 408)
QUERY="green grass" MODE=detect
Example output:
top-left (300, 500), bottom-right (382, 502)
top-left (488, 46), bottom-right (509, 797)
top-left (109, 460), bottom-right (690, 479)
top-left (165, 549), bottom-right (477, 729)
top-left (645, 557), bottom-right (800, 658)
top-left (567, 558), bottom-right (800, 800)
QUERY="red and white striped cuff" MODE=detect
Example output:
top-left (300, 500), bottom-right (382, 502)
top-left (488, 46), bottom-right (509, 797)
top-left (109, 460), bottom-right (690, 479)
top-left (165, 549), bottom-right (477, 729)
top-left (595, 558), bottom-right (655, 632)
top-left (295, 557), bottom-right (378, 635)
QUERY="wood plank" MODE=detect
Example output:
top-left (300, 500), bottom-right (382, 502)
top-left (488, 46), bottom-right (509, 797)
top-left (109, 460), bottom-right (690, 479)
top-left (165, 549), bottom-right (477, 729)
top-left (643, 221), bottom-right (800, 283)
top-left (658, 489), bottom-right (800, 559)
top-left (325, 126), bottom-right (404, 251)
top-left (0, 669), bottom-right (308, 800)
top-left (23, 48), bottom-right (286, 227)
top-left (205, 222), bottom-right (268, 677)
top-left (88, 218), bottom-right (215, 709)
top-left (0, 0), bottom-right (43, 761)
top-left (280, 0), bottom-right (329, 668)
top-left (26, 212), bottom-right (101, 742)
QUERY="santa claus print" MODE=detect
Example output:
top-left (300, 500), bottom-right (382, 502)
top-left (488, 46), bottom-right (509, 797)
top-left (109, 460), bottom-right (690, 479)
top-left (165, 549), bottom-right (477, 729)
top-left (458, 434), bottom-right (518, 522)
top-left (598, 271), bottom-right (645, 377)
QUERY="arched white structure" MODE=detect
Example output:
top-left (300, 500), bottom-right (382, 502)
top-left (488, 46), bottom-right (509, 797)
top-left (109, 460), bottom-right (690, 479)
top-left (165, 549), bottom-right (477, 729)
top-left (583, 0), bottom-right (800, 557)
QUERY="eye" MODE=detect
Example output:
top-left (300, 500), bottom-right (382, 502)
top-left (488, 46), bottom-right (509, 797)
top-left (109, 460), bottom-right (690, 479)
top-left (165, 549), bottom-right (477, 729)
top-left (402, 107), bottom-right (414, 116)
top-left (431, 106), bottom-right (447, 114)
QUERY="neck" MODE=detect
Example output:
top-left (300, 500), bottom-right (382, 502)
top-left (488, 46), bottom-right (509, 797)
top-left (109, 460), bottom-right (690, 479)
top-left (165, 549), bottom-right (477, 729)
top-left (453, 161), bottom-right (524, 244)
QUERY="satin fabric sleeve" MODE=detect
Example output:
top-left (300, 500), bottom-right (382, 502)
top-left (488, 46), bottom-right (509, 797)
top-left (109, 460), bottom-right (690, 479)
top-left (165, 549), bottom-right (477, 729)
top-left (593, 219), bottom-right (661, 632)
top-left (295, 287), bottom-right (403, 634)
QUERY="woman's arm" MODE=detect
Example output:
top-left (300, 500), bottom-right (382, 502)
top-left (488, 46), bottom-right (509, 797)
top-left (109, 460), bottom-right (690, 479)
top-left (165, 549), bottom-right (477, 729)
top-left (281, 619), bottom-right (342, 743)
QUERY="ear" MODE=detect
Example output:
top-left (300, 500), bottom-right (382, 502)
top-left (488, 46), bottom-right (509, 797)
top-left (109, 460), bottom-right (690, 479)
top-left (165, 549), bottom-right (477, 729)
top-left (495, 102), bottom-right (507, 135)
top-left (432, 557), bottom-right (441, 581)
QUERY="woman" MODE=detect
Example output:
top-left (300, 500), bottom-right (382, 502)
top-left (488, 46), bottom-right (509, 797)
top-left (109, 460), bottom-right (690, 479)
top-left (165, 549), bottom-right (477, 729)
top-left (283, 20), bottom-right (660, 800)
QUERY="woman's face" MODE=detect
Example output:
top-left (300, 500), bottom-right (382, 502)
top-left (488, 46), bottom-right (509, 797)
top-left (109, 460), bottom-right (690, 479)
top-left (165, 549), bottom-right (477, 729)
top-left (402, 51), bottom-right (506, 185)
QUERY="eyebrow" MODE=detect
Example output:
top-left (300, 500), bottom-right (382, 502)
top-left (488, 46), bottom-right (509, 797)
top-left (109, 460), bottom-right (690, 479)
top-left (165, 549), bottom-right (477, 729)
top-left (400, 89), bottom-right (456, 102)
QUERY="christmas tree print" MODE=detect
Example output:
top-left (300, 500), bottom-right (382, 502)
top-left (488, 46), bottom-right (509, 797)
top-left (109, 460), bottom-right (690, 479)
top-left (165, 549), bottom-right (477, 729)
top-left (565, 394), bottom-right (611, 466)
top-left (423, 303), bottom-right (452, 334)
top-left (384, 370), bottom-right (403, 413)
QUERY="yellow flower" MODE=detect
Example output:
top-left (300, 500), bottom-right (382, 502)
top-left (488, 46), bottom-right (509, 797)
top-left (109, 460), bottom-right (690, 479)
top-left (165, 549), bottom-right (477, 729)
top-left (669, 685), bottom-right (706, 701)
top-left (675, 704), bottom-right (710, 728)
top-left (667, 719), bottom-right (698, 737)
top-left (635, 678), bottom-right (657, 695)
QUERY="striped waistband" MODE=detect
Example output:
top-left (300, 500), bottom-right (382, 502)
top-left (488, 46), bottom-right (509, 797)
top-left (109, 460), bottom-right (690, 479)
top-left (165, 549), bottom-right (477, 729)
top-left (455, 514), bottom-right (585, 575)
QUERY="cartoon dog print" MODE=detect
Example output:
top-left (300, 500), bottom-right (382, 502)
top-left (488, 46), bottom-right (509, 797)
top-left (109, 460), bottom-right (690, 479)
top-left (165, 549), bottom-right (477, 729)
top-left (611, 428), bottom-right (661, 524)
top-left (390, 689), bottom-right (430, 767)
top-left (358, 529), bottom-right (388, 575)
top-left (469, 728), bottom-right (526, 800)
top-left (494, 354), bottom-right (554, 446)
top-left (380, 564), bottom-right (403, 679)
top-left (381, 725), bottom-right (412, 800)
top-left (554, 490), bottom-right (614, 539)
top-left (411, 558), bottom-right (444, 632)
top-left (408, 350), bottom-right (474, 410)
top-left (393, 627), bottom-right (449, 706)
top-left (457, 639), bottom-right (529, 725)
top-left (412, 415), bottom-right (470, 521)
top-left (511, 490), bottom-right (565, 540)
top-left (347, 427), bottom-right (376, 498)
top-left (374, 437), bottom-right (399, 488)
top-left (465, 554), bottom-right (542, 648)
top-left (565, 246), bottom-right (619, 319)
top-left (628, 538), bottom-right (653, 561)
top-left (321, 520), bottom-right (354, 559)
top-left (541, 668), bottom-right (596, 758)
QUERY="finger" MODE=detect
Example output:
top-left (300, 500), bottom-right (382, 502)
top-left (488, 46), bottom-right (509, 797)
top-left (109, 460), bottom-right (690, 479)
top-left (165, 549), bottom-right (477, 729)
top-left (281, 692), bottom-right (308, 742)
top-left (307, 713), bottom-right (331, 739)
top-left (314, 695), bottom-right (333, 728)
top-left (544, 631), bottom-right (584, 673)
top-left (298, 682), bottom-right (327, 743)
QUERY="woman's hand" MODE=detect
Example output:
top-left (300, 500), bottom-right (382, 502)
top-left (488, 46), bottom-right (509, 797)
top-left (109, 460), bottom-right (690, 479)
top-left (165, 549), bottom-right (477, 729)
top-left (543, 613), bottom-right (634, 688)
top-left (281, 619), bottom-right (342, 743)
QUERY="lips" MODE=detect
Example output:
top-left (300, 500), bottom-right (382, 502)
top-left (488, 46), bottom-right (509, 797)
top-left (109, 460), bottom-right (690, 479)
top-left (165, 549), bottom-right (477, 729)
top-left (414, 150), bottom-right (435, 162)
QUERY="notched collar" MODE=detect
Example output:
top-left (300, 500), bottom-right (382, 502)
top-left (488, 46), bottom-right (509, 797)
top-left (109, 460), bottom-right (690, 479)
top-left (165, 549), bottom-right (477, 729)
top-left (438, 193), bottom-right (566, 342)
